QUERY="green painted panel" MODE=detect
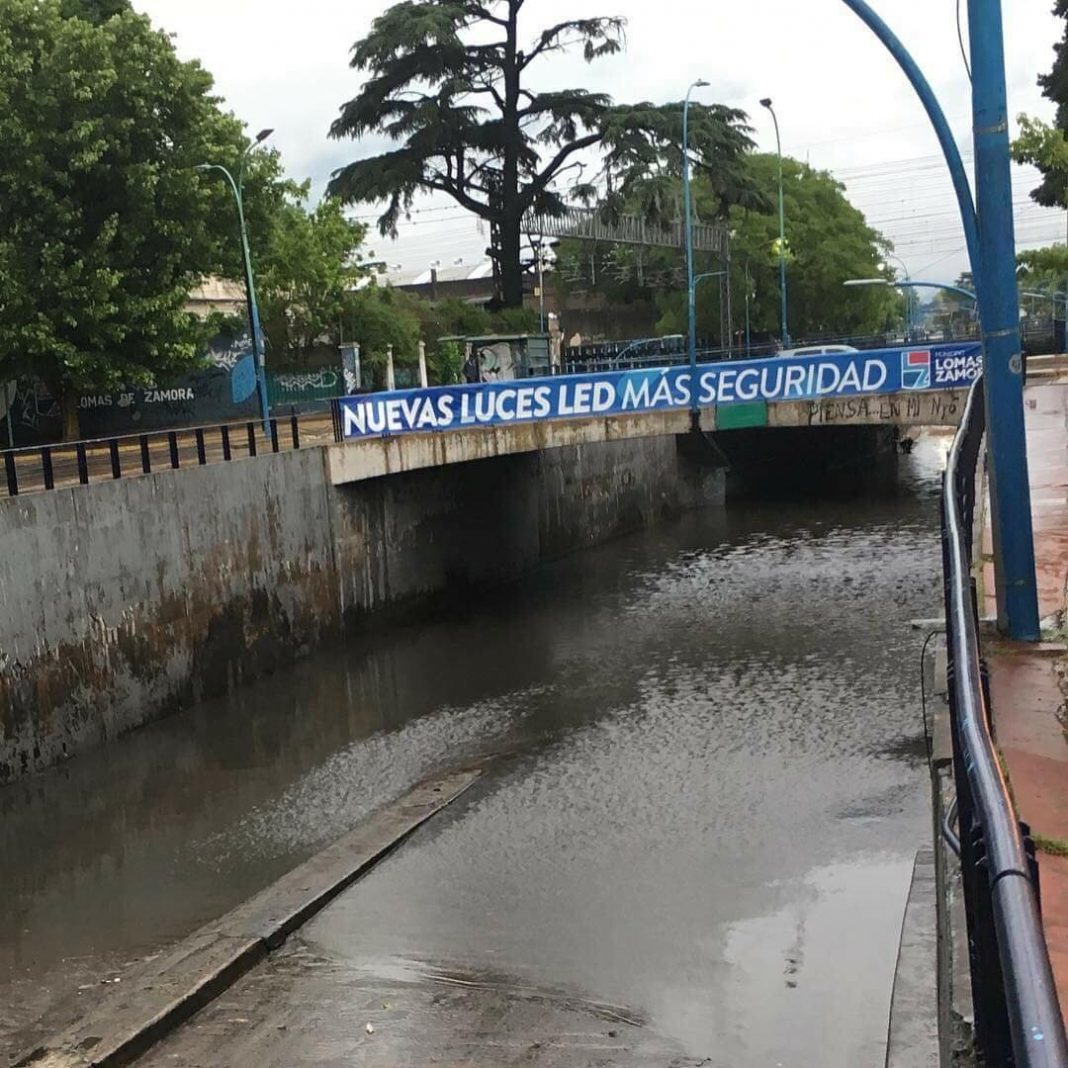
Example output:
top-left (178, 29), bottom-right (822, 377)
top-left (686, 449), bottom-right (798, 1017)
top-left (717, 401), bottom-right (768, 430)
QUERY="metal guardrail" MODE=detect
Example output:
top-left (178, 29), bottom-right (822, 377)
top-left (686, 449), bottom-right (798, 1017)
top-left (942, 376), bottom-right (1068, 1066)
top-left (0, 412), bottom-right (329, 498)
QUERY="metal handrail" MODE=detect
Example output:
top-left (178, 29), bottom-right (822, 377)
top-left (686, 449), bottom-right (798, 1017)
top-left (0, 410), bottom-right (315, 497)
top-left (942, 376), bottom-right (1068, 1065)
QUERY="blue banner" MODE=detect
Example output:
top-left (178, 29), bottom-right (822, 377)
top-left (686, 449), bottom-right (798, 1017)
top-left (338, 343), bottom-right (983, 440)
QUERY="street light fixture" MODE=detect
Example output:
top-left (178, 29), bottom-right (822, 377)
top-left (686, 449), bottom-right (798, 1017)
top-left (844, 277), bottom-right (978, 340)
top-left (843, 277), bottom-right (977, 302)
top-left (683, 79), bottom-right (709, 429)
top-left (198, 128), bottom-right (275, 434)
top-left (692, 270), bottom-right (727, 356)
top-left (761, 98), bottom-right (789, 350)
top-left (613, 334), bottom-right (684, 369)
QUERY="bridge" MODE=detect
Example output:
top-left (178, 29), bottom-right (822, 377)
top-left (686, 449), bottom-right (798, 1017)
top-left (327, 343), bottom-right (978, 486)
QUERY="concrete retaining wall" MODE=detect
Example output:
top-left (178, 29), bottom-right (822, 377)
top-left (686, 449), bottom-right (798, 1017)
top-left (0, 450), bottom-right (341, 782)
top-left (0, 434), bottom-right (724, 782)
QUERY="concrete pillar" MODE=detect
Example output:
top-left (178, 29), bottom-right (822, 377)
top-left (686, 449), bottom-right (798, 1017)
top-left (386, 345), bottom-right (396, 391)
top-left (418, 340), bottom-right (429, 388)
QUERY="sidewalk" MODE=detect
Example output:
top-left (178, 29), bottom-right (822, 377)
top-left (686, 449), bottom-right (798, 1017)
top-left (981, 380), bottom-right (1068, 1021)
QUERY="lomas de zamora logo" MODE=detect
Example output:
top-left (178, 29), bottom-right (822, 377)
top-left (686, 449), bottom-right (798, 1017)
top-left (901, 350), bottom-right (932, 390)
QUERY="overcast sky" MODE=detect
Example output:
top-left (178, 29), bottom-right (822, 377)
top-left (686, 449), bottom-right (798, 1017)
top-left (135, 0), bottom-right (1066, 284)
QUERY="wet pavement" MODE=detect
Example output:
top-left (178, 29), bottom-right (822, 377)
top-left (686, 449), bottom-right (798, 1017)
top-left (2, 437), bottom-right (950, 1065)
top-left (982, 381), bottom-right (1068, 1024)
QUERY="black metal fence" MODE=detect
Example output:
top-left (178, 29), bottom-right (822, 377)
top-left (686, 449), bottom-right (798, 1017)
top-left (942, 378), bottom-right (1068, 1066)
top-left (0, 412), bottom-right (325, 498)
top-left (561, 324), bottom-right (1062, 374)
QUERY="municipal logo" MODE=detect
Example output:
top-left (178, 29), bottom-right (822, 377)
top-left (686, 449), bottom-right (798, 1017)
top-left (901, 350), bottom-right (931, 390)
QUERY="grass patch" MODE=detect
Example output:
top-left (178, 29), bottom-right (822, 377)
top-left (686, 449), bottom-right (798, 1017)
top-left (1034, 833), bottom-right (1068, 857)
top-left (996, 746), bottom-right (1018, 809)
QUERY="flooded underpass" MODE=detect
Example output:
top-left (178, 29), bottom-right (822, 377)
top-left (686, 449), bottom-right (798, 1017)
top-left (1, 435), bottom-right (949, 1066)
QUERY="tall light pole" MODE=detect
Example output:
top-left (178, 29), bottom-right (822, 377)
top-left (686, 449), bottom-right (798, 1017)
top-left (198, 127), bottom-right (274, 434)
top-left (683, 79), bottom-right (709, 428)
top-left (744, 260), bottom-right (753, 358)
top-left (694, 270), bottom-right (726, 355)
top-left (761, 98), bottom-right (789, 350)
top-left (534, 238), bottom-right (548, 334)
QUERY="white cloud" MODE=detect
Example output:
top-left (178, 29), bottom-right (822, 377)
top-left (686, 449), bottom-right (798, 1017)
top-left (135, 0), bottom-right (1066, 282)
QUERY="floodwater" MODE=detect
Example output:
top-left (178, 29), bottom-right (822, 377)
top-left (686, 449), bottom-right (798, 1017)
top-left (1, 435), bottom-right (949, 1065)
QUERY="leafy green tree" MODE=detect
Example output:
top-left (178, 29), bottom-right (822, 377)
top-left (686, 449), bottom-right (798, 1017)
top-left (433, 340), bottom-right (465, 385)
top-left (1012, 1), bottom-right (1068, 207)
top-left (328, 0), bottom-right (756, 309)
top-left (347, 286), bottom-right (423, 384)
top-left (1012, 114), bottom-right (1068, 208)
top-left (1017, 244), bottom-right (1068, 290)
top-left (925, 273), bottom-right (979, 336)
top-left (721, 155), bottom-right (898, 340)
top-left (257, 193), bottom-right (369, 362)
top-left (558, 154), bottom-right (899, 343)
top-left (59, 0), bottom-right (130, 23)
top-left (0, 0), bottom-right (264, 437)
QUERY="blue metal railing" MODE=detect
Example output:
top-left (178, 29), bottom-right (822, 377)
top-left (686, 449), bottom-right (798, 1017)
top-left (942, 376), bottom-right (1068, 1066)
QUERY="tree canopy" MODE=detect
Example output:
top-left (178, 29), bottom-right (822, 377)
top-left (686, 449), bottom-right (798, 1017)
top-left (1013, 3), bottom-right (1068, 207)
top-left (1017, 243), bottom-right (1068, 286)
top-left (257, 193), bottom-right (370, 361)
top-left (328, 0), bottom-right (758, 308)
top-left (0, 0), bottom-right (271, 435)
top-left (59, 0), bottom-right (130, 23)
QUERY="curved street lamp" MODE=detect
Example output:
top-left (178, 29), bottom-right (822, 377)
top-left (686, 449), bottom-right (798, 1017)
top-left (613, 333), bottom-right (684, 368)
top-left (843, 277), bottom-right (977, 302)
top-left (198, 128), bottom-right (274, 433)
top-left (760, 98), bottom-right (789, 350)
top-left (837, 0), bottom-right (1038, 644)
top-left (844, 277), bottom-right (977, 343)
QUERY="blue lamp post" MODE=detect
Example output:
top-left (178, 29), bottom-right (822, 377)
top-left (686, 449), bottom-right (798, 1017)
top-left (683, 79), bottom-right (709, 428)
top-left (760, 98), bottom-right (789, 350)
top-left (198, 128), bottom-right (274, 434)
top-left (839, 0), bottom-right (1038, 641)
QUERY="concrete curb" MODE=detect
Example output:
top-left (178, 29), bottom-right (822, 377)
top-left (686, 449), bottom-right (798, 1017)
top-left (885, 849), bottom-right (939, 1068)
top-left (11, 767), bottom-right (483, 1068)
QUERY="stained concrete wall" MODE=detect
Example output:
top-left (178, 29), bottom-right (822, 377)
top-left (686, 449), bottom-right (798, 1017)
top-left (329, 433), bottom-right (723, 623)
top-left (0, 450), bottom-right (341, 782)
top-left (0, 433), bottom-right (724, 782)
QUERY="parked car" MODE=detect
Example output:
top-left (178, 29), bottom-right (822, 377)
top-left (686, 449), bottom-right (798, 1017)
top-left (777, 344), bottom-right (860, 357)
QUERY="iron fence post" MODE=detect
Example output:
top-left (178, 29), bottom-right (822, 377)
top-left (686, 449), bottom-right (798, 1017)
top-left (4, 451), bottom-right (17, 497)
